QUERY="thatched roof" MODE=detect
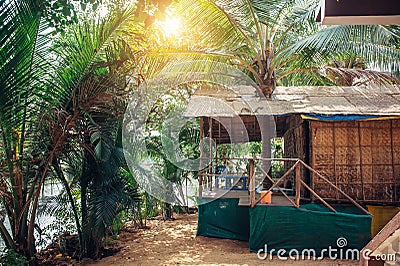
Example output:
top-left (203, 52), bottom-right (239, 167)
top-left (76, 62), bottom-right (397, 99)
top-left (184, 85), bottom-right (400, 117)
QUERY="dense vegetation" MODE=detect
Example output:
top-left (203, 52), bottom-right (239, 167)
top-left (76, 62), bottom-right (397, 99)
top-left (1, 0), bottom-right (399, 264)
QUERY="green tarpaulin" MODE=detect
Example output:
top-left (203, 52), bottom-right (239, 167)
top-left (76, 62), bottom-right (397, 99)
top-left (197, 198), bottom-right (372, 257)
top-left (197, 198), bottom-right (249, 241)
top-left (249, 204), bottom-right (372, 255)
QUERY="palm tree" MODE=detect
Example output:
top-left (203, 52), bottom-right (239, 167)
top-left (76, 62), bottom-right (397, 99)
top-left (0, 0), bottom-right (72, 258)
top-left (0, 0), bottom-right (144, 259)
top-left (41, 5), bottom-right (144, 257)
top-left (154, 0), bottom-right (400, 94)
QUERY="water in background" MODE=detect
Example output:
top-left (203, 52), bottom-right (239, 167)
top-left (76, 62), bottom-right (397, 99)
top-left (0, 182), bottom-right (63, 251)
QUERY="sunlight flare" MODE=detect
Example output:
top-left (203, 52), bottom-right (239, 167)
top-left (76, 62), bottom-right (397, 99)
top-left (160, 16), bottom-right (181, 37)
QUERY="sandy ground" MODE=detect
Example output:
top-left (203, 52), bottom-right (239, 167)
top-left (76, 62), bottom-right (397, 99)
top-left (84, 214), bottom-right (359, 266)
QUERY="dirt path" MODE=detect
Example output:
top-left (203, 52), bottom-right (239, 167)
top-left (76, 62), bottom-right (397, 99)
top-left (85, 214), bottom-right (359, 266)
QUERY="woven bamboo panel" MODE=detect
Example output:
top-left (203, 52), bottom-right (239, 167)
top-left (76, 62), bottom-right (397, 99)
top-left (373, 165), bottom-right (394, 183)
top-left (335, 121), bottom-right (359, 128)
top-left (363, 184), bottom-right (375, 200)
top-left (312, 146), bottom-right (335, 166)
top-left (364, 120), bottom-right (391, 128)
top-left (311, 121), bottom-right (332, 128)
top-left (336, 165), bottom-right (361, 183)
top-left (335, 127), bottom-right (359, 147)
top-left (312, 165), bottom-right (335, 182)
top-left (360, 127), bottom-right (372, 146)
top-left (393, 146), bottom-right (400, 163)
top-left (361, 147), bottom-right (372, 164)
top-left (313, 183), bottom-right (336, 198)
top-left (374, 184), bottom-right (395, 201)
top-left (347, 184), bottom-right (363, 199)
top-left (393, 120), bottom-right (400, 128)
top-left (337, 183), bottom-right (349, 200)
top-left (310, 119), bottom-right (399, 203)
top-left (395, 165), bottom-right (400, 182)
top-left (283, 116), bottom-right (307, 185)
top-left (362, 165), bottom-right (373, 183)
top-left (335, 147), bottom-right (361, 165)
top-left (312, 126), bottom-right (334, 146)
top-left (393, 128), bottom-right (400, 145)
top-left (372, 145), bottom-right (393, 165)
top-left (372, 128), bottom-right (392, 145)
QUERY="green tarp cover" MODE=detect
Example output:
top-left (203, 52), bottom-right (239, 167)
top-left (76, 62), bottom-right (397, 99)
top-left (197, 198), bottom-right (249, 241)
top-left (249, 204), bottom-right (372, 255)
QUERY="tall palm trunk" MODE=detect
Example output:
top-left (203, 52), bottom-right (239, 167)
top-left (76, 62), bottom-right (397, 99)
top-left (258, 40), bottom-right (276, 187)
top-left (259, 40), bottom-right (276, 98)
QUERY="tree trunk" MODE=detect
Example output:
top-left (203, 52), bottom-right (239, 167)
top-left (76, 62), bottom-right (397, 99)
top-left (258, 115), bottom-right (274, 189)
top-left (163, 202), bottom-right (173, 220)
top-left (81, 150), bottom-right (90, 257)
top-left (53, 160), bottom-right (83, 253)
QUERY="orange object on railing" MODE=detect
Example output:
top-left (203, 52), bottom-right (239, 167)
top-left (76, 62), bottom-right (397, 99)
top-left (260, 191), bottom-right (272, 204)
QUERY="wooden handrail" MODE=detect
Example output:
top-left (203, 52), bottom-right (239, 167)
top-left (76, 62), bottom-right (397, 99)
top-left (300, 180), bottom-right (337, 213)
top-left (256, 164), bottom-right (298, 208)
top-left (255, 161), bottom-right (300, 205)
top-left (295, 163), bottom-right (301, 207)
top-left (213, 157), bottom-right (300, 162)
top-left (299, 160), bottom-right (370, 215)
top-left (197, 156), bottom-right (370, 216)
top-left (198, 174), bottom-right (248, 177)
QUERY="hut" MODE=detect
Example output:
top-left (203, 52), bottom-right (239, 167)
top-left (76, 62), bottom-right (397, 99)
top-left (185, 85), bottom-right (400, 255)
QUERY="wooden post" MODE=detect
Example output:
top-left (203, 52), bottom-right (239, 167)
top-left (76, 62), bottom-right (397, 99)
top-left (249, 159), bottom-right (256, 207)
top-left (258, 165), bottom-right (298, 207)
top-left (332, 123), bottom-right (338, 200)
top-left (390, 120), bottom-right (396, 202)
top-left (209, 117), bottom-right (213, 191)
top-left (199, 118), bottom-right (204, 199)
top-left (255, 161), bottom-right (299, 205)
top-left (295, 163), bottom-right (301, 207)
top-left (358, 122), bottom-right (365, 201)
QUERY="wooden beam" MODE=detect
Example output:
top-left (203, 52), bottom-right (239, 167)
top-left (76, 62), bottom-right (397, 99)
top-left (249, 159), bottom-right (256, 207)
top-left (209, 117), bottom-right (213, 191)
top-left (295, 163), bottom-right (301, 207)
top-left (360, 210), bottom-right (400, 266)
top-left (333, 123), bottom-right (338, 201)
top-left (390, 120), bottom-right (396, 202)
top-left (300, 180), bottom-right (337, 213)
top-left (358, 122), bottom-right (365, 201)
top-left (199, 118), bottom-right (204, 199)
top-left (300, 160), bottom-right (370, 215)
top-left (255, 161), bottom-right (299, 205)
top-left (257, 165), bottom-right (298, 208)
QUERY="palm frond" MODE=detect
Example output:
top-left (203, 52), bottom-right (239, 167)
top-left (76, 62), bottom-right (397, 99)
top-left (0, 0), bottom-right (50, 131)
top-left (175, 0), bottom-right (260, 58)
top-left (49, 5), bottom-right (137, 108)
top-left (323, 67), bottom-right (399, 86)
top-left (275, 25), bottom-right (400, 78)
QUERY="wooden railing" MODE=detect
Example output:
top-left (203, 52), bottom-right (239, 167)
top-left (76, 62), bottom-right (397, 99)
top-left (198, 157), bottom-right (370, 215)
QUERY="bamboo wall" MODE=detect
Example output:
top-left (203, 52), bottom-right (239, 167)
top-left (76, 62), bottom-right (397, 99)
top-left (202, 116), bottom-right (261, 144)
top-left (310, 119), bottom-right (400, 203)
top-left (283, 115), bottom-right (308, 197)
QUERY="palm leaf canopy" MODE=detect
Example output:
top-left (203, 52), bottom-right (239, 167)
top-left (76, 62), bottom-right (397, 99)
top-left (145, 0), bottom-right (399, 91)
